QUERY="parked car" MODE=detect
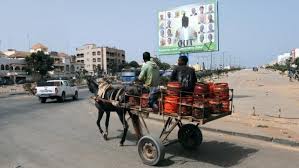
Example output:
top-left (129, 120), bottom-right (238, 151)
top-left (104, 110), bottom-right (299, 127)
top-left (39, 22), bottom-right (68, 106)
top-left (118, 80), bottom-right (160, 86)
top-left (35, 80), bottom-right (79, 103)
top-left (253, 67), bottom-right (259, 71)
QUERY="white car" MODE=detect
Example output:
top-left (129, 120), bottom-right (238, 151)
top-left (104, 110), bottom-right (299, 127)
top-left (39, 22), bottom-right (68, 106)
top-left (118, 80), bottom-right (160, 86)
top-left (35, 80), bottom-right (79, 103)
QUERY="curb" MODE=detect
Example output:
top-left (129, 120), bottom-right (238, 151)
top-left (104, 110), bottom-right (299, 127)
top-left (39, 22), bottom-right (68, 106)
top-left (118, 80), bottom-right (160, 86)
top-left (147, 115), bottom-right (299, 147)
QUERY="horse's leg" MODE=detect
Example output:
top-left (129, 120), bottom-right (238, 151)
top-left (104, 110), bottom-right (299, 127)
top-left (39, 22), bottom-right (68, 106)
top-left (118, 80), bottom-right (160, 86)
top-left (95, 103), bottom-right (104, 135)
top-left (103, 111), bottom-right (110, 140)
top-left (128, 111), bottom-right (142, 140)
top-left (116, 109), bottom-right (128, 146)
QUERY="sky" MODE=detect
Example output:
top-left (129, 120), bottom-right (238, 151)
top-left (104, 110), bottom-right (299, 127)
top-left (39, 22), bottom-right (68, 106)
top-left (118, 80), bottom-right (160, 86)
top-left (0, 0), bottom-right (299, 67)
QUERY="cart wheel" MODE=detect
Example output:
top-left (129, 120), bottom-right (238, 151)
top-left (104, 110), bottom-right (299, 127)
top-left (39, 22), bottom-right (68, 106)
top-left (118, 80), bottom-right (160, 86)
top-left (178, 124), bottom-right (203, 150)
top-left (137, 135), bottom-right (165, 166)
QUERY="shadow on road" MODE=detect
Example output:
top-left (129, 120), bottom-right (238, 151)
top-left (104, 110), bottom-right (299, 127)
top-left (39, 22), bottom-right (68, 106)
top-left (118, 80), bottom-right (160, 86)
top-left (45, 98), bottom-right (85, 104)
top-left (160, 140), bottom-right (258, 167)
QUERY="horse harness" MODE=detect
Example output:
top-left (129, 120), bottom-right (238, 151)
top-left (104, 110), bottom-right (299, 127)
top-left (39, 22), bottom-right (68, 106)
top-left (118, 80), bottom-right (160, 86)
top-left (96, 82), bottom-right (125, 106)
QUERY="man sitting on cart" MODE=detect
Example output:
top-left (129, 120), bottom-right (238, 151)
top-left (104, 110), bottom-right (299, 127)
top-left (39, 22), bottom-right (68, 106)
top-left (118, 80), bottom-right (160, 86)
top-left (137, 52), bottom-right (160, 110)
top-left (171, 55), bottom-right (197, 94)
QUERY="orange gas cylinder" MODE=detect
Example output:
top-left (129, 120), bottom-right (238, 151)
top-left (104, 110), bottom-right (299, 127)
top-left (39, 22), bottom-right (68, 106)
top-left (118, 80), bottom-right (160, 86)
top-left (209, 99), bottom-right (222, 113)
top-left (167, 82), bottom-right (182, 96)
top-left (208, 82), bottom-right (215, 98)
top-left (192, 97), bottom-right (210, 118)
top-left (179, 96), bottom-right (193, 116)
top-left (192, 107), bottom-right (211, 119)
top-left (194, 83), bottom-right (209, 97)
top-left (141, 93), bottom-right (149, 108)
top-left (163, 96), bottom-right (179, 114)
top-left (214, 83), bottom-right (229, 100)
top-left (221, 100), bottom-right (230, 112)
top-left (193, 97), bottom-right (208, 108)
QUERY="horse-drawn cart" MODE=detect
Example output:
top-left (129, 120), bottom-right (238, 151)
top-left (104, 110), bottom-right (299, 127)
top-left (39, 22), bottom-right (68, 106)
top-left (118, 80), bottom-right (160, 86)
top-left (125, 82), bottom-right (234, 166)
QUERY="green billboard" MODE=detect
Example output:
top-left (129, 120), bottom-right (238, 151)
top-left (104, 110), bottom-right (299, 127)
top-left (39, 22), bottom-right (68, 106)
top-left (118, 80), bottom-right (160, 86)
top-left (158, 0), bottom-right (219, 55)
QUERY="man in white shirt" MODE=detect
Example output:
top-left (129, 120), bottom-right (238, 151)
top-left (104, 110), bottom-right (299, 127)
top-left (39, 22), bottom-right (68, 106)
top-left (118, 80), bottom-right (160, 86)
top-left (175, 13), bottom-right (197, 42)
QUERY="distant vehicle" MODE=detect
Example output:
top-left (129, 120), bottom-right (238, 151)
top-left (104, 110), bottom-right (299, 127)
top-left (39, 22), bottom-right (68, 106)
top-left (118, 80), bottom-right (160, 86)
top-left (35, 80), bottom-right (78, 103)
top-left (162, 70), bottom-right (173, 78)
top-left (253, 67), bottom-right (259, 71)
top-left (121, 68), bottom-right (140, 85)
top-left (16, 79), bottom-right (26, 84)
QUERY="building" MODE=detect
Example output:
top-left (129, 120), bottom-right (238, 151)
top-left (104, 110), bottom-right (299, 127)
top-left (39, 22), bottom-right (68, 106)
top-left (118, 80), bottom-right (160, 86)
top-left (277, 53), bottom-right (290, 65)
top-left (0, 51), bottom-right (5, 57)
top-left (30, 43), bottom-right (49, 54)
top-left (48, 51), bottom-right (84, 78)
top-left (4, 49), bottom-right (30, 60)
top-left (0, 56), bottom-right (28, 83)
top-left (290, 48), bottom-right (299, 62)
top-left (192, 63), bottom-right (202, 71)
top-left (76, 44), bottom-right (126, 75)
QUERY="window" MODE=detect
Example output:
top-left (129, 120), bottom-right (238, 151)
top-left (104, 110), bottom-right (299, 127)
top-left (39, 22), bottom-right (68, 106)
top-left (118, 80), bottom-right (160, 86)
top-left (97, 51), bottom-right (101, 55)
top-left (92, 52), bottom-right (96, 56)
top-left (93, 58), bottom-right (96, 62)
top-left (97, 58), bottom-right (101, 62)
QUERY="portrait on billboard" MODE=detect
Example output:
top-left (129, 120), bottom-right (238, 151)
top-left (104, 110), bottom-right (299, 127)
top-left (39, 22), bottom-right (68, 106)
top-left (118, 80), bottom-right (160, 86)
top-left (208, 4), bottom-right (215, 13)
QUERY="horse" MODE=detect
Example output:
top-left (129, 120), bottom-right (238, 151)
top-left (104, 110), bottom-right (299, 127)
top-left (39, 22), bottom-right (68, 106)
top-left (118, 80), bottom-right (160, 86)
top-left (87, 77), bottom-right (143, 146)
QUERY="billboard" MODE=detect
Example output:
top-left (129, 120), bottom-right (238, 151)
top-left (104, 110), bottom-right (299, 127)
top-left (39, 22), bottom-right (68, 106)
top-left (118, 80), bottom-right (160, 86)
top-left (158, 0), bottom-right (219, 55)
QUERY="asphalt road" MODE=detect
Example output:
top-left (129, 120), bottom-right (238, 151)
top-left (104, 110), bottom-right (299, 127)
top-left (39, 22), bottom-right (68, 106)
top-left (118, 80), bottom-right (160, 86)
top-left (0, 89), bottom-right (298, 168)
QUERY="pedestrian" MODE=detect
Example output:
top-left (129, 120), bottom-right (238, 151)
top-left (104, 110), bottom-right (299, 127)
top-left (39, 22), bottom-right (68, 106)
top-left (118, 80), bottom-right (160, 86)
top-left (137, 52), bottom-right (160, 110)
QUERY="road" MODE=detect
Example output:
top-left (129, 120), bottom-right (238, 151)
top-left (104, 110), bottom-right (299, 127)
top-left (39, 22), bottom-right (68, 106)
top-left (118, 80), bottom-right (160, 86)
top-left (0, 89), bottom-right (298, 168)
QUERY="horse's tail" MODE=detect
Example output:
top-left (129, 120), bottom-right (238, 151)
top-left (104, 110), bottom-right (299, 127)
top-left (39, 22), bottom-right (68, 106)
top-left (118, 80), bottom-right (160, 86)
top-left (130, 112), bottom-right (143, 140)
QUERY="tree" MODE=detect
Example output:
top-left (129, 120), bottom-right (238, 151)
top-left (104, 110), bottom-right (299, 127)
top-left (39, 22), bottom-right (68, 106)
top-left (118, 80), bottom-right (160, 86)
top-left (294, 58), bottom-right (299, 69)
top-left (151, 57), bottom-right (170, 70)
top-left (129, 61), bottom-right (140, 68)
top-left (160, 62), bottom-right (171, 70)
top-left (25, 51), bottom-right (54, 80)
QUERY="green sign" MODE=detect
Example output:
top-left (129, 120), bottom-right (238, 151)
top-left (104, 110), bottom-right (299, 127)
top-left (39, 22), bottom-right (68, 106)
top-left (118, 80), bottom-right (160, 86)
top-left (158, 0), bottom-right (219, 55)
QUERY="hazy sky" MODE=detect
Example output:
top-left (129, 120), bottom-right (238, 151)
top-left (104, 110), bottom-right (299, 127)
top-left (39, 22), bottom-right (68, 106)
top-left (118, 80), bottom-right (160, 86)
top-left (0, 0), bottom-right (298, 67)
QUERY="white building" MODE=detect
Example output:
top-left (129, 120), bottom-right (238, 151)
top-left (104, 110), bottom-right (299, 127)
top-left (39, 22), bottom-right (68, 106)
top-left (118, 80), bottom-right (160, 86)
top-left (277, 53), bottom-right (290, 65)
top-left (76, 44), bottom-right (126, 75)
top-left (3, 49), bottom-right (30, 60)
top-left (0, 56), bottom-right (28, 82)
